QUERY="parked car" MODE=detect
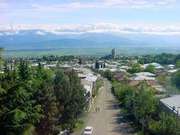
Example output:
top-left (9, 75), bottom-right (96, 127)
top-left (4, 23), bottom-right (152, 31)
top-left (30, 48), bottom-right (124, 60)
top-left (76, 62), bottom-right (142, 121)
top-left (83, 126), bottom-right (93, 135)
top-left (59, 129), bottom-right (70, 135)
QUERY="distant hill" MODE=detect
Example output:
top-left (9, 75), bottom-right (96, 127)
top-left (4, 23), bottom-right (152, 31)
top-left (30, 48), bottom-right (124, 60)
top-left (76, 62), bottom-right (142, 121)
top-left (0, 30), bottom-right (180, 50)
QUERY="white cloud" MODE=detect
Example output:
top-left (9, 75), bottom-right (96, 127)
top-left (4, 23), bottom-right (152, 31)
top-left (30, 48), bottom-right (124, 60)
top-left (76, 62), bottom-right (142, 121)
top-left (7, 0), bottom-right (175, 14)
top-left (1, 23), bottom-right (180, 35)
top-left (30, 0), bottom-right (177, 12)
top-left (103, 0), bottom-right (176, 8)
top-left (36, 31), bottom-right (46, 36)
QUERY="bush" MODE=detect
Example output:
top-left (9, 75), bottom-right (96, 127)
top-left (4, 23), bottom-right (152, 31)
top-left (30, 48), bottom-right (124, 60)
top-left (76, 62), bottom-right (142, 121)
top-left (149, 112), bottom-right (180, 135)
top-left (171, 70), bottom-right (180, 89)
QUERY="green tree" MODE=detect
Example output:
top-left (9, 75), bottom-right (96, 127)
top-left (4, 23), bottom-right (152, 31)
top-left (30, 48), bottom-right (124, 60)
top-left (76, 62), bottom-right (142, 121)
top-left (18, 60), bottom-right (30, 81)
top-left (171, 70), bottom-right (180, 89)
top-left (133, 83), bottom-right (157, 126)
top-left (54, 70), bottom-right (86, 130)
top-left (144, 65), bottom-right (156, 73)
top-left (0, 48), bottom-right (4, 70)
top-left (36, 80), bottom-right (59, 135)
top-left (0, 83), bottom-right (43, 135)
top-left (149, 112), bottom-right (180, 135)
top-left (103, 70), bottom-right (113, 81)
top-left (128, 63), bottom-right (142, 74)
top-left (176, 60), bottom-right (180, 68)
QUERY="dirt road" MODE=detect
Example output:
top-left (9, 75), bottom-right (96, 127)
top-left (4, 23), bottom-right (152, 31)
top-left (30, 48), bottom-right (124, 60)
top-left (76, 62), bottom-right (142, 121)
top-left (73, 78), bottom-right (135, 135)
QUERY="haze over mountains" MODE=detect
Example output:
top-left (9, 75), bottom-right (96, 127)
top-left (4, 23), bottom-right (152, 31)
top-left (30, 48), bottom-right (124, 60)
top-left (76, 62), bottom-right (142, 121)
top-left (0, 23), bottom-right (180, 50)
top-left (0, 29), bottom-right (180, 50)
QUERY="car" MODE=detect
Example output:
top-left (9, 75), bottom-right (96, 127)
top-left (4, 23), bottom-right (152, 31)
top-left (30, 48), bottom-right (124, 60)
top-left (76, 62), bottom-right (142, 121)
top-left (83, 126), bottom-right (93, 135)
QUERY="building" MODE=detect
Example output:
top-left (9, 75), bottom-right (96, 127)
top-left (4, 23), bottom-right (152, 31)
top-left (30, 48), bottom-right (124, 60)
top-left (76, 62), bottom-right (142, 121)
top-left (160, 95), bottom-right (180, 117)
top-left (114, 72), bottom-right (128, 81)
top-left (129, 72), bottom-right (156, 86)
top-left (167, 64), bottom-right (175, 69)
top-left (94, 61), bottom-right (105, 69)
top-left (76, 68), bottom-right (98, 104)
top-left (142, 63), bottom-right (164, 70)
top-left (111, 48), bottom-right (116, 59)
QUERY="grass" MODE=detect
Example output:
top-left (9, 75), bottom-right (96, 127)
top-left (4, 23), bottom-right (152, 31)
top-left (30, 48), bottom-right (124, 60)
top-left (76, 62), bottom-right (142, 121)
top-left (4, 47), bottom-right (180, 57)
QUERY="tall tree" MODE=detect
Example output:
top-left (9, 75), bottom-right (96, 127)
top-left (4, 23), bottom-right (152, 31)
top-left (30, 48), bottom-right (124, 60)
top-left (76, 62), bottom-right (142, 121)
top-left (18, 59), bottom-right (30, 81)
top-left (0, 48), bottom-right (4, 70)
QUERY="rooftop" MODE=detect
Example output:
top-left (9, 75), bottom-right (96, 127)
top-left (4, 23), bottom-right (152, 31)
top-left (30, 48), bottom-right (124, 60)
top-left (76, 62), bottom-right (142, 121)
top-left (160, 95), bottom-right (180, 116)
top-left (134, 72), bottom-right (156, 77)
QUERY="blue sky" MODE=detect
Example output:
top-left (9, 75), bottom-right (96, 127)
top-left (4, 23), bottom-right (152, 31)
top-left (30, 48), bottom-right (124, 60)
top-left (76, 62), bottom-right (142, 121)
top-left (0, 0), bottom-right (180, 35)
top-left (1, 0), bottom-right (180, 25)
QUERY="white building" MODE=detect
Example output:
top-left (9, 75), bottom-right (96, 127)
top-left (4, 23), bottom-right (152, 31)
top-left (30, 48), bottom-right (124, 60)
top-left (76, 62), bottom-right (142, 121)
top-left (77, 68), bottom-right (98, 97)
top-left (134, 72), bottom-right (156, 77)
top-left (142, 63), bottom-right (164, 70)
top-left (160, 95), bottom-right (180, 116)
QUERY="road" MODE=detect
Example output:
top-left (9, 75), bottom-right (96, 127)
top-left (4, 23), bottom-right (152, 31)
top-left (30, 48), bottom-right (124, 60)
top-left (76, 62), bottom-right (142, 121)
top-left (73, 78), bottom-right (135, 135)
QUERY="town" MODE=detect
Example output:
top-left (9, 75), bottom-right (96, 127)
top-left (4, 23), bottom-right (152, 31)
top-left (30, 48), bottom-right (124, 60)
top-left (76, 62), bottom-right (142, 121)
top-left (0, 48), bottom-right (179, 135)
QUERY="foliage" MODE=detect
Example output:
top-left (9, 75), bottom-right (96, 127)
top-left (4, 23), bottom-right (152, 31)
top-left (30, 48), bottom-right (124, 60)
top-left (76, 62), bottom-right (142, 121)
top-left (138, 53), bottom-right (179, 65)
top-left (93, 79), bottom-right (103, 97)
top-left (0, 48), bottom-right (4, 69)
top-left (149, 112), bottom-right (180, 135)
top-left (0, 59), bottom-right (87, 135)
top-left (176, 60), bottom-right (180, 68)
top-left (103, 70), bottom-right (113, 81)
top-left (54, 70), bottom-right (86, 130)
top-left (171, 70), bottom-right (180, 89)
top-left (127, 63), bottom-right (142, 74)
top-left (144, 64), bottom-right (156, 73)
top-left (18, 59), bottom-right (31, 81)
top-left (112, 80), bottom-right (180, 135)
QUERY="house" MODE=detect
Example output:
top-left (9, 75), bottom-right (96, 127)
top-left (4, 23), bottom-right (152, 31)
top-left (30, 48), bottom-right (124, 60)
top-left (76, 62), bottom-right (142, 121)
top-left (152, 85), bottom-right (166, 94)
top-left (134, 72), bottom-right (156, 77)
top-left (167, 64), bottom-right (175, 69)
top-left (160, 95), bottom-right (180, 117)
top-left (129, 72), bottom-right (156, 86)
top-left (168, 69), bottom-right (178, 74)
top-left (142, 63), bottom-right (164, 70)
top-left (114, 72), bottom-right (128, 81)
top-left (77, 68), bottom-right (98, 98)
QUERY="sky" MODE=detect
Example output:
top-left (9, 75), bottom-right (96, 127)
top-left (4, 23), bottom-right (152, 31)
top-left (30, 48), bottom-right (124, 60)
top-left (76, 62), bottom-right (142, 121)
top-left (0, 0), bottom-right (180, 35)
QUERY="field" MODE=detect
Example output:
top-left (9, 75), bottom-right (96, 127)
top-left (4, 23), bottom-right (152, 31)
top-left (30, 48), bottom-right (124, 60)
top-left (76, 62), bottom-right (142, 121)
top-left (4, 47), bottom-right (180, 57)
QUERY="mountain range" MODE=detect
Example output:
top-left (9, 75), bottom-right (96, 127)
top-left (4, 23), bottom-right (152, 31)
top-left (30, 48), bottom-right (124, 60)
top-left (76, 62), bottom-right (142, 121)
top-left (0, 30), bottom-right (180, 50)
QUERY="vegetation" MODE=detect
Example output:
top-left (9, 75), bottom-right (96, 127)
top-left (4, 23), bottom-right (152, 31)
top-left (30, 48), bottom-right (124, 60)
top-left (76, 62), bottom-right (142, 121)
top-left (176, 60), bottom-right (180, 68)
top-left (92, 79), bottom-right (103, 97)
top-left (112, 80), bottom-right (180, 135)
top-left (103, 70), bottom-right (113, 81)
top-left (138, 53), bottom-right (180, 65)
top-left (0, 58), bottom-right (86, 135)
top-left (171, 70), bottom-right (180, 89)
top-left (0, 48), bottom-right (3, 69)
top-left (127, 63), bottom-right (142, 74)
top-left (144, 65), bottom-right (156, 73)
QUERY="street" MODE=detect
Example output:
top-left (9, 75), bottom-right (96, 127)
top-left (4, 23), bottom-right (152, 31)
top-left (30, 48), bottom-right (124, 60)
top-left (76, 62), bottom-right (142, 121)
top-left (73, 78), bottom-right (135, 135)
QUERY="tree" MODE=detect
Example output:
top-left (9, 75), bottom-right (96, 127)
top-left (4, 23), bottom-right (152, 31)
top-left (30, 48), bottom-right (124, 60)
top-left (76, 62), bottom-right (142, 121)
top-left (133, 83), bottom-right (157, 124)
top-left (149, 112), bottom-right (180, 135)
top-left (176, 60), bottom-right (180, 68)
top-left (144, 65), bottom-right (156, 73)
top-left (18, 60), bottom-right (30, 81)
top-left (128, 63), bottom-right (142, 74)
top-left (171, 70), bottom-right (180, 89)
top-left (0, 83), bottom-right (43, 135)
top-left (54, 70), bottom-right (86, 130)
top-left (0, 48), bottom-right (4, 70)
top-left (36, 80), bottom-right (59, 135)
top-left (103, 70), bottom-right (113, 81)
